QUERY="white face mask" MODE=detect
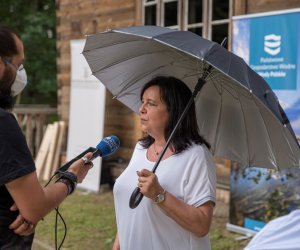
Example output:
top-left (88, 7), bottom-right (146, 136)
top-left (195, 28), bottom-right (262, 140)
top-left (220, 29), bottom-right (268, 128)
top-left (11, 67), bottom-right (27, 96)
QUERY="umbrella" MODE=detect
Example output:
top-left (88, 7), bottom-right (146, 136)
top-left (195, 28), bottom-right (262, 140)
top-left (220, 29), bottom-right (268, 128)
top-left (82, 26), bottom-right (300, 207)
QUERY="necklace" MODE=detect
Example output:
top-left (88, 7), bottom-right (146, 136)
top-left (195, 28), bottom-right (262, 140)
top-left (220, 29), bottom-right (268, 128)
top-left (153, 142), bottom-right (160, 156)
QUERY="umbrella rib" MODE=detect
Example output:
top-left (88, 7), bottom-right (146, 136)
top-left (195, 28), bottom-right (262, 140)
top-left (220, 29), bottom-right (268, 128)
top-left (211, 81), bottom-right (223, 156)
top-left (238, 94), bottom-right (251, 167)
top-left (253, 94), bottom-right (299, 168)
top-left (210, 70), bottom-right (256, 101)
top-left (252, 97), bottom-right (279, 170)
top-left (91, 50), bottom-right (170, 73)
top-left (281, 126), bottom-right (300, 164)
top-left (154, 37), bottom-right (215, 63)
top-left (89, 37), bottom-right (207, 76)
top-left (91, 50), bottom-right (199, 77)
top-left (114, 60), bottom-right (206, 98)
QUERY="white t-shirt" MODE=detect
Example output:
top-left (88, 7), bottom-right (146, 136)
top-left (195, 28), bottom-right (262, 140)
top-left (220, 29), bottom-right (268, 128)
top-left (113, 142), bottom-right (216, 250)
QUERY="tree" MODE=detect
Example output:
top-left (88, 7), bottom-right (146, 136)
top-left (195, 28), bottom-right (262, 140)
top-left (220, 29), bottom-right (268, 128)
top-left (0, 0), bottom-right (57, 105)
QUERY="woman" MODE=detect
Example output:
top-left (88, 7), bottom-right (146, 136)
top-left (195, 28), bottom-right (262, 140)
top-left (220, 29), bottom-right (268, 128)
top-left (0, 25), bottom-right (93, 249)
top-left (113, 76), bottom-right (216, 250)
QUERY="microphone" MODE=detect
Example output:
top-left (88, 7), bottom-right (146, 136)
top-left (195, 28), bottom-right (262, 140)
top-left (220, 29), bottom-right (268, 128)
top-left (57, 135), bottom-right (120, 172)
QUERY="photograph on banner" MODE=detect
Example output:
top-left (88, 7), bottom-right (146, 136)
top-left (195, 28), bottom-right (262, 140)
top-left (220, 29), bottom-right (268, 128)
top-left (230, 163), bottom-right (300, 232)
top-left (232, 9), bottom-right (300, 137)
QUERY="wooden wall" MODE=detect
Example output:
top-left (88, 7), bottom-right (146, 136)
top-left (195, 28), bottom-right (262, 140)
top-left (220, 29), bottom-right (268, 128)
top-left (56, 0), bottom-right (300, 162)
top-left (56, 0), bottom-right (142, 161)
top-left (233, 0), bottom-right (300, 15)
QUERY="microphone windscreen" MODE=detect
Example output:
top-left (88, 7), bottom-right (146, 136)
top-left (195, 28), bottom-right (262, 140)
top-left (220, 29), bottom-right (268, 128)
top-left (96, 135), bottom-right (120, 157)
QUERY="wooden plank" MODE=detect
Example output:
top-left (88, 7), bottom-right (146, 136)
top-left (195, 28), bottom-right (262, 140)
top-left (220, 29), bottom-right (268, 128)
top-left (52, 121), bottom-right (67, 174)
top-left (25, 114), bottom-right (33, 154)
top-left (233, 0), bottom-right (247, 16)
top-left (35, 124), bottom-right (53, 179)
top-left (247, 0), bottom-right (300, 14)
top-left (42, 122), bottom-right (60, 181)
top-left (35, 114), bottom-right (46, 154)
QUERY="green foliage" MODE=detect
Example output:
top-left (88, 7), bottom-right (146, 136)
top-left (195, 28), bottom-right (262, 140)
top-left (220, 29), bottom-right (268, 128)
top-left (264, 189), bottom-right (289, 221)
top-left (0, 0), bottom-right (57, 105)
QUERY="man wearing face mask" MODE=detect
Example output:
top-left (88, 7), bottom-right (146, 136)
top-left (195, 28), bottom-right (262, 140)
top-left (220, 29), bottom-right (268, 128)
top-left (0, 25), bottom-right (93, 249)
top-left (11, 65), bottom-right (27, 97)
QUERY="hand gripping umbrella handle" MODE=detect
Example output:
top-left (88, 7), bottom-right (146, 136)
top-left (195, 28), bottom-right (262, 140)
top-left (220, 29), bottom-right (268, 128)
top-left (129, 187), bottom-right (144, 209)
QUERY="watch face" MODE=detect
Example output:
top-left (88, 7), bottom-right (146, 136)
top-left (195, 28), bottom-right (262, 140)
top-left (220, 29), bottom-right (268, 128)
top-left (156, 192), bottom-right (165, 203)
top-left (158, 194), bottom-right (164, 202)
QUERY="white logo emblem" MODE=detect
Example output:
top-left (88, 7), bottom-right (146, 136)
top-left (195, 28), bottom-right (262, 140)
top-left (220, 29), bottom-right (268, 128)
top-left (264, 34), bottom-right (281, 56)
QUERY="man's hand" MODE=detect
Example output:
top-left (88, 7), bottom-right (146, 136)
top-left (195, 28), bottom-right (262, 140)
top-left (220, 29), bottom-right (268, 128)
top-left (9, 203), bottom-right (36, 236)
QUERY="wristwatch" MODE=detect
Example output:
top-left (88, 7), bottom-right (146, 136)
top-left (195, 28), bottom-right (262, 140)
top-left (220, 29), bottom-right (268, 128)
top-left (154, 189), bottom-right (166, 204)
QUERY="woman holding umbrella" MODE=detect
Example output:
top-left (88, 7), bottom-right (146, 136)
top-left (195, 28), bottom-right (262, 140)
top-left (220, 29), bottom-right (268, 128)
top-left (113, 76), bottom-right (216, 250)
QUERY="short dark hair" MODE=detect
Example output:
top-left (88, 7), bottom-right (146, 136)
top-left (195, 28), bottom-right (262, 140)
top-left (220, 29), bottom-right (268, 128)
top-left (0, 25), bottom-right (19, 58)
top-left (0, 25), bottom-right (20, 110)
top-left (139, 76), bottom-right (210, 153)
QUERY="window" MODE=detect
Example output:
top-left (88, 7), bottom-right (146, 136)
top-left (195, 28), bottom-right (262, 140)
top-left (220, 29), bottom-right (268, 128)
top-left (209, 0), bottom-right (230, 45)
top-left (163, 0), bottom-right (179, 28)
top-left (144, 0), bottom-right (158, 25)
top-left (185, 0), bottom-right (203, 36)
top-left (143, 0), bottom-right (180, 29)
top-left (141, 0), bottom-right (231, 46)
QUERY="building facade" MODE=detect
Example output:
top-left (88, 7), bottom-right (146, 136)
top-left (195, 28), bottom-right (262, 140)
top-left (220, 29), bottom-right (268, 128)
top-left (56, 0), bottom-right (300, 162)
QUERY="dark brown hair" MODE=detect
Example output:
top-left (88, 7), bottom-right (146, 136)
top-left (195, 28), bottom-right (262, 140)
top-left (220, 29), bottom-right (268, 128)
top-left (0, 25), bottom-right (19, 58)
top-left (0, 25), bottom-right (20, 109)
top-left (139, 76), bottom-right (210, 153)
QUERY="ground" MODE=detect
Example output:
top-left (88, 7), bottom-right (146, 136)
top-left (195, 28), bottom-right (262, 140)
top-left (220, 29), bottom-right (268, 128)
top-left (32, 189), bottom-right (251, 250)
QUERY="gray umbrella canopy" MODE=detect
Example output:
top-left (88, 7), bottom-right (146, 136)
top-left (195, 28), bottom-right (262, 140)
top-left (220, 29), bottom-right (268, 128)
top-left (83, 25), bottom-right (300, 170)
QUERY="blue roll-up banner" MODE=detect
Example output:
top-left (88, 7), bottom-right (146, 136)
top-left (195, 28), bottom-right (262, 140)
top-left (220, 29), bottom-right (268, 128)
top-left (233, 9), bottom-right (300, 136)
top-left (229, 9), bottom-right (300, 235)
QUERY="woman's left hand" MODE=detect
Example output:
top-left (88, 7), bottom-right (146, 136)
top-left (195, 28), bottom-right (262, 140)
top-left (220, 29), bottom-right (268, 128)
top-left (9, 203), bottom-right (36, 236)
top-left (137, 169), bottom-right (163, 201)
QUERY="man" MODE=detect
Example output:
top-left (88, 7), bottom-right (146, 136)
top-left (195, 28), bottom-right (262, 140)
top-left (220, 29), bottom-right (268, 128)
top-left (0, 25), bottom-right (93, 249)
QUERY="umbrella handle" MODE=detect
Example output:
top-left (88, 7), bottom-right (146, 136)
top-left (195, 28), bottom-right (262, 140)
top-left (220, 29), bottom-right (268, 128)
top-left (129, 187), bottom-right (144, 209)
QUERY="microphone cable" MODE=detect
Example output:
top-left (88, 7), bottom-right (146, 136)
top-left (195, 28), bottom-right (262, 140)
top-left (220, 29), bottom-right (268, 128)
top-left (54, 207), bottom-right (67, 250)
top-left (44, 172), bottom-right (68, 250)
top-left (41, 135), bottom-right (120, 249)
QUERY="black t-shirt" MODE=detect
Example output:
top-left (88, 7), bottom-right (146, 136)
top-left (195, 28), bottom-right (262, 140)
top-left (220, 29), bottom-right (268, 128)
top-left (0, 108), bottom-right (36, 248)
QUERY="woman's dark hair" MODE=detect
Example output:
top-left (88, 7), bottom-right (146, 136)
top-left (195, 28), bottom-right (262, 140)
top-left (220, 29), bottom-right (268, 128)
top-left (139, 76), bottom-right (210, 153)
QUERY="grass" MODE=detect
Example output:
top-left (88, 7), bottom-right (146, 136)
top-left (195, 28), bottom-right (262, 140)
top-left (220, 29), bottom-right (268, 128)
top-left (32, 189), bottom-right (250, 250)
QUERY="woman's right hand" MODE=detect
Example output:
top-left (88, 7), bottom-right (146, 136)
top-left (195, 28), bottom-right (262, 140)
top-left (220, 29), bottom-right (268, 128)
top-left (68, 152), bottom-right (93, 183)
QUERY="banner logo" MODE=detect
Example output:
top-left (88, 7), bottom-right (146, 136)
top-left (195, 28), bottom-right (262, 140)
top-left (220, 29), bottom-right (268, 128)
top-left (264, 34), bottom-right (281, 56)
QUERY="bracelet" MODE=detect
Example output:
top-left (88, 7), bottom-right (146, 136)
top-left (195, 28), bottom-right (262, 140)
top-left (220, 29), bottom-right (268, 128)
top-left (56, 178), bottom-right (73, 195)
top-left (56, 171), bottom-right (77, 195)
